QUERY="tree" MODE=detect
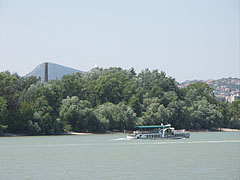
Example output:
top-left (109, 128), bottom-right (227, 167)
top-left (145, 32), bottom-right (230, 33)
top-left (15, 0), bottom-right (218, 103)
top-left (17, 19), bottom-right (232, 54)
top-left (0, 72), bottom-right (25, 133)
top-left (60, 74), bottom-right (87, 100)
top-left (0, 72), bottom-right (23, 109)
top-left (187, 98), bottom-right (223, 130)
top-left (60, 96), bottom-right (99, 132)
top-left (17, 101), bottom-right (35, 134)
top-left (182, 82), bottom-right (223, 130)
top-left (0, 67), bottom-right (239, 135)
top-left (183, 82), bottom-right (215, 103)
top-left (128, 95), bottom-right (142, 116)
top-left (94, 102), bottom-right (136, 131)
top-left (22, 76), bottom-right (41, 90)
top-left (0, 97), bottom-right (8, 134)
top-left (227, 100), bottom-right (240, 128)
top-left (137, 69), bottom-right (178, 93)
top-left (167, 100), bottom-right (187, 129)
top-left (33, 96), bottom-right (55, 134)
top-left (94, 73), bottom-right (128, 104)
top-left (20, 82), bottom-right (64, 135)
top-left (20, 82), bottom-right (62, 131)
top-left (141, 98), bottom-right (171, 125)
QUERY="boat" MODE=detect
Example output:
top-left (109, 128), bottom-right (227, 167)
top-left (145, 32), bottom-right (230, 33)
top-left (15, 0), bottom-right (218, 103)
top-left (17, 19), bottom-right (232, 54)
top-left (127, 124), bottom-right (190, 139)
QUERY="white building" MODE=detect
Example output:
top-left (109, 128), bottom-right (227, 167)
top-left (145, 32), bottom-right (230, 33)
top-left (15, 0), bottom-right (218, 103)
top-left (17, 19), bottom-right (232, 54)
top-left (226, 93), bottom-right (240, 103)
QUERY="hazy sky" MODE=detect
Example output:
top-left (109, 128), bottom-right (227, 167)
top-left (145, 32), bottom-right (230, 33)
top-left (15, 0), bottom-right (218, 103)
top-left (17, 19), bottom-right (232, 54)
top-left (0, 0), bottom-right (239, 82)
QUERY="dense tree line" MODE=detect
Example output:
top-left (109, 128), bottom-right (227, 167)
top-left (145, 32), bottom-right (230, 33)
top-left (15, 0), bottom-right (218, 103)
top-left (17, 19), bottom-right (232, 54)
top-left (0, 68), bottom-right (239, 135)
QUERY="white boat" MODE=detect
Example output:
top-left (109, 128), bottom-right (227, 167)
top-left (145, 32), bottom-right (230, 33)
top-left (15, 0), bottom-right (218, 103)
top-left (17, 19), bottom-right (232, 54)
top-left (127, 124), bottom-right (190, 139)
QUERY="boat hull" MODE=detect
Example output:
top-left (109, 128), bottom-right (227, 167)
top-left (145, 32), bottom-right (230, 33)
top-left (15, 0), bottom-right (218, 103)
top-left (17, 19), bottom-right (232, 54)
top-left (127, 133), bottom-right (190, 139)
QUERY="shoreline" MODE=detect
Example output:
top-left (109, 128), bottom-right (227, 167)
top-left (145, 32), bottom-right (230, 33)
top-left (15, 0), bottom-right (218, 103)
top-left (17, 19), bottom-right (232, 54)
top-left (216, 128), bottom-right (240, 132)
top-left (189, 128), bottom-right (240, 132)
top-left (0, 131), bottom-right (124, 137)
top-left (1, 128), bottom-right (239, 137)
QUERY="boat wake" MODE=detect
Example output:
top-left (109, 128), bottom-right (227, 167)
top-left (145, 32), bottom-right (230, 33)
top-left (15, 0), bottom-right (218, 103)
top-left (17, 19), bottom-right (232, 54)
top-left (112, 138), bottom-right (240, 145)
top-left (114, 139), bottom-right (240, 145)
top-left (114, 137), bottom-right (131, 141)
top-left (185, 140), bottom-right (240, 144)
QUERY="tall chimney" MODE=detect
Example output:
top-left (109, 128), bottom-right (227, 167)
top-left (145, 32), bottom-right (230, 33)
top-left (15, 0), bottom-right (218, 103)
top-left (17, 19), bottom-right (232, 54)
top-left (44, 62), bottom-right (48, 82)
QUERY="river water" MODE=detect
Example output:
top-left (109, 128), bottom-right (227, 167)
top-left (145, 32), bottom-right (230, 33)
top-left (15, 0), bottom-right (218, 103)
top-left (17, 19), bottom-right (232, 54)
top-left (0, 132), bottom-right (239, 180)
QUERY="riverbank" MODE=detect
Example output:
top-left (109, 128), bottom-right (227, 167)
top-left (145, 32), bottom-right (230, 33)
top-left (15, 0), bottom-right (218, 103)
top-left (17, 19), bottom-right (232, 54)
top-left (217, 128), bottom-right (240, 132)
top-left (67, 131), bottom-right (93, 135)
top-left (0, 131), bottom-right (123, 137)
top-left (189, 128), bottom-right (240, 132)
top-left (1, 133), bottom-right (26, 137)
top-left (1, 128), bottom-right (239, 137)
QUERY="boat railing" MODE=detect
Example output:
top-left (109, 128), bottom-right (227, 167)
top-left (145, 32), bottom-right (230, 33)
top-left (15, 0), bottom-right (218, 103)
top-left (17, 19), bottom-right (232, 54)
top-left (133, 130), bottom-right (161, 134)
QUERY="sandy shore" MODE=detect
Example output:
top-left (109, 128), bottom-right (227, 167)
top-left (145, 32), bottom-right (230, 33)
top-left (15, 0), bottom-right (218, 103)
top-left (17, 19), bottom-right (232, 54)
top-left (217, 128), bottom-right (240, 132)
top-left (67, 131), bottom-right (93, 135)
top-left (67, 131), bottom-right (125, 135)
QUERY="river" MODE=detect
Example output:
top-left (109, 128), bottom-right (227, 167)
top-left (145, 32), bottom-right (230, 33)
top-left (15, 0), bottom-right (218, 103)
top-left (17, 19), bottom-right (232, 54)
top-left (0, 132), bottom-right (239, 180)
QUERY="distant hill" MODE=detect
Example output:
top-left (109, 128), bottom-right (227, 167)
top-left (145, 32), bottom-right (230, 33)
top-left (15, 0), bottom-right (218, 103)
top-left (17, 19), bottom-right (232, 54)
top-left (180, 78), bottom-right (240, 92)
top-left (25, 62), bottom-right (82, 80)
top-left (179, 78), bottom-right (240, 101)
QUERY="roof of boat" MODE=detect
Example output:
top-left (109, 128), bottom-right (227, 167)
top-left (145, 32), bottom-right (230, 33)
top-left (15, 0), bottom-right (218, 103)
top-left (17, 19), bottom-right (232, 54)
top-left (135, 125), bottom-right (171, 129)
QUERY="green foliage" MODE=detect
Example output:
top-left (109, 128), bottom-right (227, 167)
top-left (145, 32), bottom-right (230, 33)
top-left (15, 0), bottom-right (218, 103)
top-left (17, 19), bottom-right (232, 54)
top-left (0, 68), bottom-right (239, 135)
top-left (0, 72), bottom-right (26, 133)
top-left (18, 101), bottom-right (35, 133)
top-left (19, 82), bottom-right (64, 135)
top-left (94, 73), bottom-right (128, 104)
top-left (0, 97), bottom-right (8, 134)
top-left (141, 98), bottom-right (170, 125)
top-left (0, 72), bottom-right (23, 108)
top-left (128, 95), bottom-right (142, 116)
top-left (22, 76), bottom-right (41, 90)
top-left (227, 100), bottom-right (240, 128)
top-left (60, 96), bottom-right (100, 132)
top-left (60, 74), bottom-right (87, 100)
top-left (94, 102), bottom-right (136, 131)
top-left (167, 100), bottom-right (187, 129)
top-left (186, 98), bottom-right (223, 130)
top-left (137, 69), bottom-right (178, 93)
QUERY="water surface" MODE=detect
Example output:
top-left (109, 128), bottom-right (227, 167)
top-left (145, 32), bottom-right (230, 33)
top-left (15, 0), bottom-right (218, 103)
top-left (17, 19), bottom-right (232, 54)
top-left (0, 132), bottom-right (239, 180)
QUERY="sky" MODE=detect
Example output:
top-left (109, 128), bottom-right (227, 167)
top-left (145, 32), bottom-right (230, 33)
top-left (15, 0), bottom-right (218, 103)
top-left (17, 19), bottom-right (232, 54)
top-left (0, 0), bottom-right (239, 82)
